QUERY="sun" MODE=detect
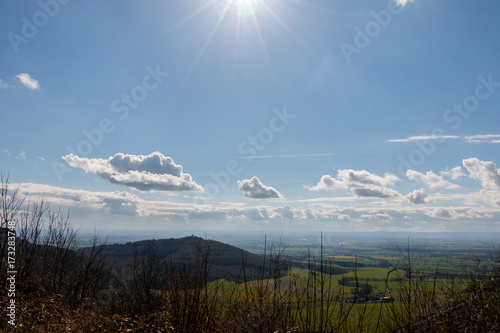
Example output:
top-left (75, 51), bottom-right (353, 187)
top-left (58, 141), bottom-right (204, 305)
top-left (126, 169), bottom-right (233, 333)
top-left (157, 0), bottom-right (315, 89)
top-left (228, 0), bottom-right (261, 17)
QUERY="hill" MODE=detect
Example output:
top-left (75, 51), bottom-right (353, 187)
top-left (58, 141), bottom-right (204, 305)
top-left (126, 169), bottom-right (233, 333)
top-left (99, 235), bottom-right (271, 282)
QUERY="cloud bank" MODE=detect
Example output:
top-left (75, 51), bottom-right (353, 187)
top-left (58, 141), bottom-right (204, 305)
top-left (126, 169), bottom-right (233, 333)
top-left (63, 152), bottom-right (203, 192)
top-left (12, 181), bottom-right (500, 232)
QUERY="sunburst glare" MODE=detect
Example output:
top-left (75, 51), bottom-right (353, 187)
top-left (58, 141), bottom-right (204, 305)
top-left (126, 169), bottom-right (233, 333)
top-left (216, 0), bottom-right (260, 17)
top-left (150, 0), bottom-right (331, 90)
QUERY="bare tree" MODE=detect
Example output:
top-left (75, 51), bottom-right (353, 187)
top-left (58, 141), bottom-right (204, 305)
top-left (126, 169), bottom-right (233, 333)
top-left (71, 230), bottom-right (111, 305)
top-left (130, 240), bottom-right (164, 311)
top-left (0, 173), bottom-right (24, 279)
top-left (16, 199), bottom-right (46, 285)
top-left (162, 237), bottom-right (220, 333)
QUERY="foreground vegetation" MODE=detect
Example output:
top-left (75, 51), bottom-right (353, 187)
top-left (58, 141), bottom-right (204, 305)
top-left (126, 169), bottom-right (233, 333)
top-left (1, 176), bottom-right (499, 332)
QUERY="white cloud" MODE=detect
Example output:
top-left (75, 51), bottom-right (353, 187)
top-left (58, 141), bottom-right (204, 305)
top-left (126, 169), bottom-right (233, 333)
top-left (306, 169), bottom-right (401, 198)
top-left (1, 149), bottom-right (11, 156)
top-left (305, 174), bottom-right (347, 191)
top-left (441, 166), bottom-right (466, 180)
top-left (12, 182), bottom-right (500, 232)
top-left (387, 134), bottom-right (460, 143)
top-left (361, 211), bottom-right (393, 221)
top-left (396, 0), bottom-right (415, 6)
top-left (477, 190), bottom-right (500, 207)
top-left (16, 183), bottom-right (145, 216)
top-left (237, 176), bottom-right (283, 199)
top-left (406, 170), bottom-right (459, 189)
top-left (276, 205), bottom-right (295, 219)
top-left (463, 158), bottom-right (500, 190)
top-left (102, 197), bottom-right (142, 216)
top-left (425, 206), bottom-right (494, 221)
top-left (350, 187), bottom-right (401, 198)
top-left (16, 73), bottom-right (40, 90)
top-left (0, 79), bottom-right (13, 89)
top-left (63, 152), bottom-right (203, 192)
top-left (427, 207), bottom-right (451, 219)
top-left (464, 134), bottom-right (500, 144)
top-left (388, 133), bottom-right (500, 144)
top-left (406, 188), bottom-right (432, 205)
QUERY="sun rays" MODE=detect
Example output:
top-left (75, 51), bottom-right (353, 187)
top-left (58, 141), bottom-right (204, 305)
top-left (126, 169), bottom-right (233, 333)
top-left (150, 0), bottom-right (334, 90)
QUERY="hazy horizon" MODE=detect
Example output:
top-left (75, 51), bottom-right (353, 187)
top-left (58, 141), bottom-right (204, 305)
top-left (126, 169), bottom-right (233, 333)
top-left (75, 228), bottom-right (500, 248)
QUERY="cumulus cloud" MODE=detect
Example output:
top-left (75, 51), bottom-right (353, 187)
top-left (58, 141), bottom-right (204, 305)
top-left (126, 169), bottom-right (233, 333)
top-left (477, 190), bottom-right (500, 207)
top-left (306, 169), bottom-right (401, 198)
top-left (274, 205), bottom-right (314, 219)
top-left (237, 177), bottom-right (283, 199)
top-left (406, 188), bottom-right (432, 205)
top-left (16, 73), bottom-right (40, 90)
top-left (463, 158), bottom-right (500, 190)
top-left (305, 175), bottom-right (347, 191)
top-left (63, 152), bottom-right (203, 192)
top-left (102, 197), bottom-right (141, 216)
top-left (337, 214), bottom-right (351, 221)
top-left (406, 170), bottom-right (459, 189)
top-left (427, 207), bottom-right (451, 219)
top-left (441, 166), bottom-right (466, 180)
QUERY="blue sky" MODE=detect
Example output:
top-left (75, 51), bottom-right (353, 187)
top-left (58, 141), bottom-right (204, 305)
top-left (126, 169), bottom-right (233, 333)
top-left (1, 0), bottom-right (500, 233)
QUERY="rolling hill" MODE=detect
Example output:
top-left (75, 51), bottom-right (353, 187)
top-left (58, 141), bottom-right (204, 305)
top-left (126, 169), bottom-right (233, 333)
top-left (99, 235), bottom-right (272, 282)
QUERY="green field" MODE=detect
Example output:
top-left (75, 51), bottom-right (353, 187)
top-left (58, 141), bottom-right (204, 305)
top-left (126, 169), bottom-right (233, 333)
top-left (193, 234), bottom-right (500, 332)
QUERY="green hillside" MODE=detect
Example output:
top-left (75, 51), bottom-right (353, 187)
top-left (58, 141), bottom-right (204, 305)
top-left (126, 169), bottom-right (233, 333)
top-left (99, 235), bottom-right (269, 282)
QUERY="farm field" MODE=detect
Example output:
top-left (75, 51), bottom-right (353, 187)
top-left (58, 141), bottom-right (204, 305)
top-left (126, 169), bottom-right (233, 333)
top-left (191, 232), bottom-right (500, 332)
